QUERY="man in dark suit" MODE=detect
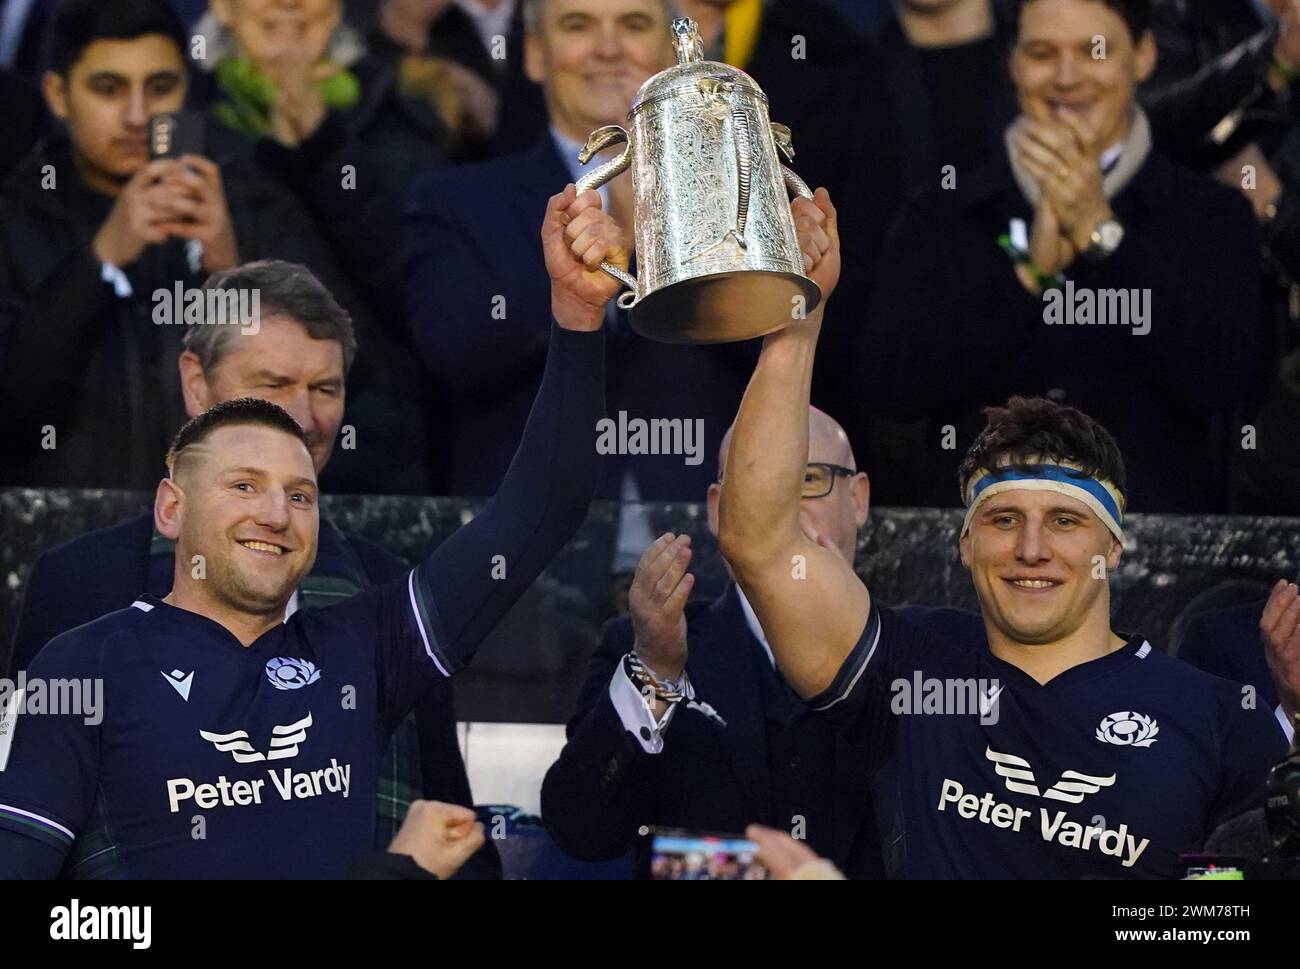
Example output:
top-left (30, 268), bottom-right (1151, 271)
top-left (404, 0), bottom-right (762, 501)
top-left (8, 260), bottom-right (500, 880)
top-left (861, 0), bottom-right (1265, 512)
top-left (541, 407), bottom-right (885, 878)
top-left (1179, 577), bottom-right (1300, 742)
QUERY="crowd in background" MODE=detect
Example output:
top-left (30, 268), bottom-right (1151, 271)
top-left (1, 0), bottom-right (1299, 515)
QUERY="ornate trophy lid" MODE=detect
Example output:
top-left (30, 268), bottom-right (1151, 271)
top-left (629, 17), bottom-right (766, 115)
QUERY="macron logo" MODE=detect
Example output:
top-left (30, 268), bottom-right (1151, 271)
top-left (162, 669), bottom-right (193, 701)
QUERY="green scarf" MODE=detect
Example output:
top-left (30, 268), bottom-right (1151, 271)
top-left (214, 55), bottom-right (361, 138)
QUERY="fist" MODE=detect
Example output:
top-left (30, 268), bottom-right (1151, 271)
top-left (791, 188), bottom-right (840, 304)
top-left (387, 800), bottom-right (486, 880)
top-left (542, 184), bottom-right (631, 331)
top-left (629, 532), bottom-right (694, 682)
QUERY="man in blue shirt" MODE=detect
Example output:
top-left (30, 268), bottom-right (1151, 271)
top-left (0, 183), bottom-right (625, 878)
top-left (715, 185), bottom-right (1284, 878)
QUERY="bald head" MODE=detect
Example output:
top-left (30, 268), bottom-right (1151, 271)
top-left (717, 406), bottom-right (855, 478)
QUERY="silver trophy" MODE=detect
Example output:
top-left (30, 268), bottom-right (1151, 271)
top-left (575, 17), bottom-right (820, 344)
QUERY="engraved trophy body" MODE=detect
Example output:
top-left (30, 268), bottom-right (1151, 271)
top-left (575, 18), bottom-right (820, 344)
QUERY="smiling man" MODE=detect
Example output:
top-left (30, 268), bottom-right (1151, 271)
top-left (860, 0), bottom-right (1265, 513)
top-left (0, 182), bottom-right (622, 878)
top-left (718, 187), bottom-right (1284, 879)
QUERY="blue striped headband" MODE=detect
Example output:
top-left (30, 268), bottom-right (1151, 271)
top-left (961, 462), bottom-right (1125, 541)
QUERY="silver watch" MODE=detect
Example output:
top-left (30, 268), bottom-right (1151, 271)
top-left (1086, 218), bottom-right (1125, 258)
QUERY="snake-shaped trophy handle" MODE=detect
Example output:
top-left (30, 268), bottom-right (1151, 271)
top-left (574, 124), bottom-right (639, 310)
top-left (770, 123), bottom-right (814, 200)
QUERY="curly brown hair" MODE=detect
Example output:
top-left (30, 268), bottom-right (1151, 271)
top-left (957, 396), bottom-right (1127, 506)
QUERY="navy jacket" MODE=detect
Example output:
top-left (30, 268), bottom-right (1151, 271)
top-left (404, 136), bottom-right (761, 499)
top-left (8, 511), bottom-right (500, 879)
top-left (862, 148), bottom-right (1265, 512)
top-left (1178, 599), bottom-right (1277, 710)
top-left (540, 585), bottom-right (884, 878)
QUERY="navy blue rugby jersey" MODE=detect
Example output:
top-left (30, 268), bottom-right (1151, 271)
top-left (809, 605), bottom-right (1286, 879)
top-left (0, 572), bottom-right (454, 879)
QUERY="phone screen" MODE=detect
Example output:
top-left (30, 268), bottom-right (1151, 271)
top-left (641, 829), bottom-right (769, 880)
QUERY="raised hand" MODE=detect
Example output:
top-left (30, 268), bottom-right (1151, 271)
top-left (154, 155), bottom-right (240, 272)
top-left (790, 188), bottom-right (840, 304)
top-left (541, 183), bottom-right (630, 331)
top-left (1012, 117), bottom-right (1113, 254)
top-left (1262, 579), bottom-right (1300, 725)
top-left (629, 532), bottom-right (694, 687)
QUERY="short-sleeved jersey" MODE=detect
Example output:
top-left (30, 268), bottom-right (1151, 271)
top-left (0, 567), bottom-right (454, 879)
top-left (808, 606), bottom-right (1286, 879)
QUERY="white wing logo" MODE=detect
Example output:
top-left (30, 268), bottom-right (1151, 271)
top-left (1096, 711), bottom-right (1159, 747)
top-left (985, 747), bottom-right (1116, 803)
top-left (200, 713), bottom-right (313, 764)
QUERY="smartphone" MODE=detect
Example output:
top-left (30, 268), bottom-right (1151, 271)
top-left (149, 111), bottom-right (205, 160)
top-left (635, 827), bottom-right (769, 880)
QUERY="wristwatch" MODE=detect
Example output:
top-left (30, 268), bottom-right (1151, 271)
top-left (1085, 218), bottom-right (1125, 259)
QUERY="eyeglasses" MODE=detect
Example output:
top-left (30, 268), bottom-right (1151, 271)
top-left (717, 463), bottom-right (855, 499)
top-left (801, 463), bottom-right (855, 498)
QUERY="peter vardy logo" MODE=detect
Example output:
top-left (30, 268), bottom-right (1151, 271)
top-left (935, 747), bottom-right (1150, 868)
top-left (50, 899), bottom-right (151, 949)
top-left (265, 657), bottom-right (321, 690)
top-left (1096, 711), bottom-right (1159, 747)
top-left (200, 712), bottom-right (312, 764)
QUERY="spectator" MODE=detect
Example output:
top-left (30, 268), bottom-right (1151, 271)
top-left (404, 0), bottom-right (757, 503)
top-left (8, 260), bottom-right (501, 879)
top-left (193, 0), bottom-right (452, 493)
top-left (542, 408), bottom-right (885, 878)
top-left (1140, 1), bottom-right (1300, 512)
top-left (861, 0), bottom-right (1265, 512)
top-left (0, 0), bottom-right (350, 489)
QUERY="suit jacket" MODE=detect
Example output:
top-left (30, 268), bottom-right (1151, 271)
top-left (862, 148), bottom-right (1265, 512)
top-left (7, 511), bottom-right (501, 879)
top-left (404, 135), bottom-right (761, 499)
top-left (540, 585), bottom-right (884, 878)
top-left (1177, 599), bottom-right (1277, 709)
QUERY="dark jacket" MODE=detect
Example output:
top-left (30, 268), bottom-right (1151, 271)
top-left (0, 132), bottom-right (355, 489)
top-left (1141, 0), bottom-right (1285, 172)
top-left (541, 585), bottom-right (884, 878)
top-left (861, 148), bottom-right (1266, 512)
top-left (0, 69), bottom-right (46, 182)
top-left (874, 0), bottom-right (1019, 194)
top-left (404, 135), bottom-right (761, 499)
top-left (1177, 599), bottom-right (1277, 710)
top-left (8, 510), bottom-right (501, 880)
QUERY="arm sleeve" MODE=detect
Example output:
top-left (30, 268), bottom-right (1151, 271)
top-left (0, 637), bottom-right (102, 876)
top-left (540, 617), bottom-right (662, 862)
top-left (332, 321), bottom-right (605, 730)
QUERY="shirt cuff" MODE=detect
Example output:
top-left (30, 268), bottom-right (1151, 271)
top-left (609, 661), bottom-right (678, 754)
top-left (100, 261), bottom-right (132, 298)
top-left (1276, 704), bottom-right (1296, 745)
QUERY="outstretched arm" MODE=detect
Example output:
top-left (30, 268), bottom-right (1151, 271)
top-left (716, 190), bottom-right (870, 698)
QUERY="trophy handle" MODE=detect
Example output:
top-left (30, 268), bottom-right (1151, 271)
top-left (575, 125), bottom-right (641, 309)
top-left (771, 123), bottom-right (814, 200)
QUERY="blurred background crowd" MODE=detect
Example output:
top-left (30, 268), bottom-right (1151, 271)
top-left (4, 0), bottom-right (1299, 517)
